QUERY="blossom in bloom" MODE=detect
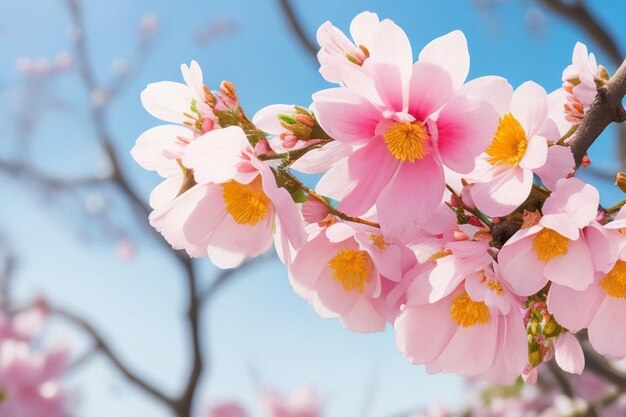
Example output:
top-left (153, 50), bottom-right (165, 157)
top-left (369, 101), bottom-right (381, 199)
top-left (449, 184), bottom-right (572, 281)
top-left (289, 221), bottom-right (415, 332)
top-left (313, 30), bottom-right (498, 242)
top-left (548, 206), bottom-right (626, 358)
top-left (207, 402), bottom-right (249, 417)
top-left (261, 386), bottom-right (320, 417)
top-left (141, 60), bottom-right (216, 133)
top-left (469, 81), bottom-right (574, 217)
top-left (149, 126), bottom-right (305, 268)
top-left (0, 310), bottom-right (72, 417)
top-left (317, 11), bottom-right (412, 85)
top-left (498, 177), bottom-right (602, 295)
top-left (561, 42), bottom-right (607, 124)
top-left (396, 263), bottom-right (527, 383)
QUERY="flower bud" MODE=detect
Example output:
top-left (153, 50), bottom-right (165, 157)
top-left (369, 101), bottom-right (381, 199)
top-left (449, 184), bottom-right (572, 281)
top-left (615, 172), bottom-right (626, 193)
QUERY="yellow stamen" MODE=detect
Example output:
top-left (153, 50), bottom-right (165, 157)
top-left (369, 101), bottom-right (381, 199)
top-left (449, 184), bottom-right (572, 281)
top-left (222, 177), bottom-right (270, 226)
top-left (429, 248), bottom-right (452, 262)
top-left (485, 113), bottom-right (528, 166)
top-left (383, 122), bottom-right (429, 162)
top-left (328, 250), bottom-right (370, 293)
top-left (532, 228), bottom-right (570, 262)
top-left (369, 234), bottom-right (389, 249)
top-left (600, 260), bottom-right (626, 299)
top-left (487, 280), bottom-right (505, 296)
top-left (450, 292), bottom-right (491, 327)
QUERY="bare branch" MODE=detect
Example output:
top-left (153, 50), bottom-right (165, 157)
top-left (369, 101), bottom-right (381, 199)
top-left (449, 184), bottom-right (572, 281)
top-left (0, 159), bottom-right (109, 189)
top-left (538, 0), bottom-right (622, 67)
top-left (571, 59), bottom-right (626, 166)
top-left (51, 306), bottom-right (175, 408)
top-left (277, 0), bottom-right (317, 59)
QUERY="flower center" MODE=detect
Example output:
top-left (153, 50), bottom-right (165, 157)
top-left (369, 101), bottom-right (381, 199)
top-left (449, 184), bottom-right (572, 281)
top-left (532, 228), bottom-right (570, 262)
top-left (450, 292), bottom-right (491, 327)
top-left (328, 249), bottom-right (370, 293)
top-left (485, 113), bottom-right (528, 166)
top-left (600, 260), bottom-right (626, 299)
top-left (222, 176), bottom-right (270, 226)
top-left (383, 122), bottom-right (429, 162)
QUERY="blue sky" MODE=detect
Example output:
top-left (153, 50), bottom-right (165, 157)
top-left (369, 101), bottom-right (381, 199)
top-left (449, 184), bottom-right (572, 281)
top-left (1, 1), bottom-right (625, 417)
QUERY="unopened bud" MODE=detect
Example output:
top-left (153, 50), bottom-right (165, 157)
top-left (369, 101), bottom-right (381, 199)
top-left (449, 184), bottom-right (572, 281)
top-left (529, 350), bottom-right (542, 368)
top-left (581, 153), bottom-right (591, 167)
top-left (203, 84), bottom-right (217, 107)
top-left (543, 317), bottom-right (560, 337)
top-left (616, 172), bottom-right (626, 193)
top-left (220, 80), bottom-right (238, 101)
top-left (294, 113), bottom-right (314, 127)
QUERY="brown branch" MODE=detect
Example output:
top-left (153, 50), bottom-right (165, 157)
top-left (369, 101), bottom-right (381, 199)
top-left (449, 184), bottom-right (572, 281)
top-left (51, 306), bottom-right (176, 409)
top-left (538, 0), bottom-right (622, 67)
top-left (571, 59), bottom-right (626, 166)
top-left (0, 160), bottom-right (109, 189)
top-left (277, 0), bottom-right (317, 59)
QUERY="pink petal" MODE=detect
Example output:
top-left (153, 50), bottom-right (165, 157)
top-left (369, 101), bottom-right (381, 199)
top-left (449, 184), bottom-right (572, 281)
top-left (470, 167), bottom-right (533, 218)
top-left (315, 157), bottom-right (354, 201)
top-left (534, 145), bottom-right (575, 190)
top-left (589, 296), bottom-right (626, 358)
top-left (418, 30), bottom-right (469, 90)
top-left (338, 140), bottom-right (399, 216)
top-left (542, 177), bottom-right (599, 229)
top-left (436, 95), bottom-right (499, 173)
top-left (547, 283), bottom-right (603, 332)
top-left (182, 126), bottom-right (250, 184)
top-left (377, 155), bottom-right (444, 243)
top-left (149, 176), bottom-right (183, 209)
top-left (315, 269), bottom-right (360, 315)
top-left (395, 302), bottom-right (456, 364)
top-left (518, 135), bottom-right (548, 170)
top-left (545, 236), bottom-right (594, 290)
top-left (459, 76), bottom-right (513, 115)
top-left (498, 232), bottom-right (547, 296)
top-left (555, 331), bottom-right (585, 374)
top-left (181, 60), bottom-right (204, 100)
top-left (408, 61), bottom-right (455, 122)
top-left (367, 18), bottom-right (413, 84)
top-left (339, 297), bottom-right (387, 333)
top-left (349, 12), bottom-right (380, 45)
top-left (289, 234), bottom-right (333, 298)
top-left (131, 125), bottom-right (192, 177)
top-left (426, 319), bottom-right (498, 377)
top-left (509, 81), bottom-right (548, 137)
top-left (312, 88), bottom-right (382, 144)
top-left (290, 141), bottom-right (352, 174)
top-left (253, 104), bottom-right (294, 135)
top-left (540, 214), bottom-right (580, 241)
top-left (141, 81), bottom-right (194, 124)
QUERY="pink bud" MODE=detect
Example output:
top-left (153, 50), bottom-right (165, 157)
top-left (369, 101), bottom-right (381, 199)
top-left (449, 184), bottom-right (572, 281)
top-left (139, 12), bottom-right (159, 37)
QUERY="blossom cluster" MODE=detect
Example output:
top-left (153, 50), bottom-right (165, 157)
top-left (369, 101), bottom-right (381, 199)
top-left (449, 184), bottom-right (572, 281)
top-left (0, 305), bottom-right (72, 417)
top-left (133, 12), bottom-right (622, 384)
top-left (207, 386), bottom-right (320, 417)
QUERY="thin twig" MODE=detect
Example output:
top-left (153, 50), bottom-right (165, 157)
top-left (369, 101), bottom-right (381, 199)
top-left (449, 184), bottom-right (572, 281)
top-left (277, 0), bottom-right (317, 58)
top-left (51, 306), bottom-right (175, 408)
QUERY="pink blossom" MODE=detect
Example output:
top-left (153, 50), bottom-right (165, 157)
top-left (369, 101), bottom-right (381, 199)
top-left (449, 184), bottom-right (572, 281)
top-left (317, 12), bottom-right (412, 85)
top-left (313, 30), bottom-right (498, 242)
top-left (261, 386), bottom-right (320, 417)
top-left (289, 221), bottom-right (415, 332)
top-left (469, 82), bottom-right (574, 217)
top-left (141, 60), bottom-right (216, 133)
top-left (554, 331), bottom-right (585, 374)
top-left (208, 402), bottom-right (249, 417)
top-left (499, 177), bottom-right (601, 295)
top-left (149, 126), bottom-right (304, 268)
top-left (396, 263), bottom-right (527, 383)
top-left (561, 42), bottom-right (605, 124)
top-left (548, 206), bottom-right (626, 358)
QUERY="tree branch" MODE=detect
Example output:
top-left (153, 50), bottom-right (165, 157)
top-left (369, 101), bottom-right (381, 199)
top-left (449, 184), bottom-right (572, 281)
top-left (570, 59), bottom-right (626, 166)
top-left (51, 306), bottom-right (175, 408)
top-left (538, 0), bottom-right (622, 67)
top-left (277, 0), bottom-right (317, 59)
